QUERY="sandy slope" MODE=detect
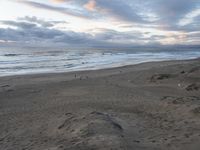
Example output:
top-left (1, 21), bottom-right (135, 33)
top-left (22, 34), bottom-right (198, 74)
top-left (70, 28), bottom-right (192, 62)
top-left (0, 58), bottom-right (200, 150)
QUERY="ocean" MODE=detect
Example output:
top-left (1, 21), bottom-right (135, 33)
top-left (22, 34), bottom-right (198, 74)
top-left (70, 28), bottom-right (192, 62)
top-left (0, 47), bottom-right (200, 77)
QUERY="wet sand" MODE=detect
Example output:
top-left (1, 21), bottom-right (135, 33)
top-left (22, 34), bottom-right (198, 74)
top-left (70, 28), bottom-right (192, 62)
top-left (0, 58), bottom-right (200, 150)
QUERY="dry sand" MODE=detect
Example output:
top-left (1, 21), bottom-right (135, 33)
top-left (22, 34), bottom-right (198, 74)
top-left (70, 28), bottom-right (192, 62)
top-left (0, 58), bottom-right (200, 150)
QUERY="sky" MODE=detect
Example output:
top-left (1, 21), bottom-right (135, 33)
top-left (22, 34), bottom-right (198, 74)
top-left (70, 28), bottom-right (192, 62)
top-left (0, 0), bottom-right (200, 48)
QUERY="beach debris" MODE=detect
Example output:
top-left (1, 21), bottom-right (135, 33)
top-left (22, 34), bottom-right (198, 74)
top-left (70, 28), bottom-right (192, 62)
top-left (177, 83), bottom-right (186, 89)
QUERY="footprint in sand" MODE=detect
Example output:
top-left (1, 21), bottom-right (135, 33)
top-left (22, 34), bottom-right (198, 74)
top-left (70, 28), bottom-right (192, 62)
top-left (150, 74), bottom-right (173, 82)
top-left (161, 96), bottom-right (200, 105)
top-left (56, 111), bottom-right (124, 149)
top-left (1, 85), bottom-right (14, 92)
top-left (185, 84), bottom-right (200, 91)
top-left (1, 85), bottom-right (10, 88)
top-left (188, 66), bottom-right (200, 73)
top-left (191, 107), bottom-right (200, 115)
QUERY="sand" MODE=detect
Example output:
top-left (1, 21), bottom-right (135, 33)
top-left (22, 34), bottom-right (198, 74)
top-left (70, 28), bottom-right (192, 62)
top-left (0, 58), bottom-right (200, 150)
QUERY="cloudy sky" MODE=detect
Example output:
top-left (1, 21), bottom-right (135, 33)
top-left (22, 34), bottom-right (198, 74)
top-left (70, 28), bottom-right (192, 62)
top-left (0, 0), bottom-right (200, 48)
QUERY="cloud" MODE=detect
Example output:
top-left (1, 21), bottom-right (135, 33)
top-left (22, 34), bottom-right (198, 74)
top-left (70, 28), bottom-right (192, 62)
top-left (0, 23), bottom-right (88, 46)
top-left (0, 18), bottom-right (152, 47)
top-left (0, 18), bottom-right (96, 47)
top-left (146, 0), bottom-right (200, 31)
top-left (0, 16), bottom-right (67, 30)
top-left (51, 0), bottom-right (66, 2)
top-left (2, 0), bottom-right (200, 46)
top-left (152, 0), bottom-right (198, 22)
top-left (94, 29), bottom-right (144, 42)
top-left (0, 18), bottom-right (88, 44)
top-left (89, 0), bottom-right (200, 30)
top-left (84, 0), bottom-right (96, 11)
top-left (17, 0), bottom-right (89, 19)
top-left (1, 17), bottom-right (199, 47)
top-left (15, 0), bottom-right (200, 31)
top-left (51, 0), bottom-right (72, 2)
top-left (83, 0), bottom-right (148, 23)
top-left (18, 16), bottom-right (67, 27)
top-left (17, 0), bottom-right (150, 24)
top-left (1, 20), bottom-right (37, 29)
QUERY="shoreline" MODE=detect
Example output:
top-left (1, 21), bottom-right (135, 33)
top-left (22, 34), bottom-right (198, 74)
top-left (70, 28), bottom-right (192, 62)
top-left (0, 58), bottom-right (200, 150)
top-left (1, 48), bottom-right (200, 78)
top-left (0, 58), bottom-right (199, 79)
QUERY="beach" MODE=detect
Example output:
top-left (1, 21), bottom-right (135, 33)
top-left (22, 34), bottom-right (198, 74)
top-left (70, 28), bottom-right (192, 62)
top-left (0, 58), bottom-right (200, 150)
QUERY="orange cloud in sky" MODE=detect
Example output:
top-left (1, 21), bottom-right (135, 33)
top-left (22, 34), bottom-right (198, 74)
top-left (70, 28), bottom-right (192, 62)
top-left (84, 0), bottom-right (97, 11)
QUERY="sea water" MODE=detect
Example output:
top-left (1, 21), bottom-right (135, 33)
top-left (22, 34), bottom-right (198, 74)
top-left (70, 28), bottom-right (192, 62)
top-left (0, 46), bottom-right (200, 76)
